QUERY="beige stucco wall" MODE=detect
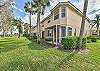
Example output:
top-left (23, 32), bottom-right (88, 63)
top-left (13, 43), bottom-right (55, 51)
top-left (67, 6), bottom-right (90, 36)
top-left (32, 26), bottom-right (37, 33)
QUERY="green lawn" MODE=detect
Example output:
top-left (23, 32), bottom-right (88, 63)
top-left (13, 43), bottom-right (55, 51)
top-left (0, 37), bottom-right (100, 71)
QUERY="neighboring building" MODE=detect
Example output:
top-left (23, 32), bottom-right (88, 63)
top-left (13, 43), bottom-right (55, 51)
top-left (32, 1), bottom-right (91, 45)
top-left (90, 24), bottom-right (100, 35)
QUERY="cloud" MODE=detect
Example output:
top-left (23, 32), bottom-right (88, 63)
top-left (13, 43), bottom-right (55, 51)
top-left (19, 0), bottom-right (100, 26)
top-left (21, 13), bottom-right (37, 26)
top-left (12, 5), bottom-right (25, 13)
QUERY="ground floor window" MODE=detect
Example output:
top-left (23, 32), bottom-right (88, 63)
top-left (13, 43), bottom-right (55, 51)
top-left (61, 26), bottom-right (66, 37)
top-left (47, 29), bottom-right (52, 37)
top-left (68, 27), bottom-right (72, 36)
top-left (42, 31), bottom-right (45, 39)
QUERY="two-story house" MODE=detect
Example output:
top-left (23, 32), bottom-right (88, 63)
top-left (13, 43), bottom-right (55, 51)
top-left (32, 1), bottom-right (91, 45)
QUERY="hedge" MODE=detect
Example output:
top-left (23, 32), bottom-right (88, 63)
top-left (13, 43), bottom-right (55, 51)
top-left (61, 36), bottom-right (86, 49)
top-left (87, 36), bottom-right (97, 42)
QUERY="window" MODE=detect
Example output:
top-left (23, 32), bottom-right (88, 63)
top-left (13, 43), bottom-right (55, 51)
top-left (42, 25), bottom-right (44, 27)
top-left (61, 27), bottom-right (66, 37)
top-left (61, 7), bottom-right (66, 18)
top-left (48, 30), bottom-right (52, 36)
top-left (48, 20), bottom-right (50, 23)
top-left (68, 27), bottom-right (72, 36)
top-left (33, 33), bottom-right (36, 36)
top-left (54, 10), bottom-right (59, 20)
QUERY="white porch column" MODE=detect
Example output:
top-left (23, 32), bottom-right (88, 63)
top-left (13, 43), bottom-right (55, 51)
top-left (59, 7), bottom-right (62, 19)
top-left (66, 26), bottom-right (68, 36)
top-left (59, 26), bottom-right (62, 43)
top-left (56, 25), bottom-right (58, 45)
top-left (53, 28), bottom-right (55, 43)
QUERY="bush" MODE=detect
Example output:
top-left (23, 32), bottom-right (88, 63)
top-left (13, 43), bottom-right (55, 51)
top-left (87, 36), bottom-right (97, 42)
top-left (61, 36), bottom-right (86, 49)
top-left (87, 39), bottom-right (92, 43)
top-left (97, 36), bottom-right (100, 40)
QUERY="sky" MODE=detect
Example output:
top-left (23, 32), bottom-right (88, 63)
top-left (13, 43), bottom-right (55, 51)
top-left (12, 0), bottom-right (100, 26)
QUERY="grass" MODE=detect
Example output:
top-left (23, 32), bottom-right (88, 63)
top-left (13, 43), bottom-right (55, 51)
top-left (0, 37), bottom-right (100, 71)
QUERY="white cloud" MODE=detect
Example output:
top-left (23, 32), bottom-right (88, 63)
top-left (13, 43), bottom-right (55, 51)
top-left (21, 0), bottom-right (100, 26)
top-left (21, 13), bottom-right (37, 26)
top-left (12, 5), bottom-right (25, 13)
top-left (70, 0), bottom-right (100, 19)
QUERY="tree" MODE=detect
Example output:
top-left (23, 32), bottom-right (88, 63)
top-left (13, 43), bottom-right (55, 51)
top-left (92, 14), bottom-right (100, 36)
top-left (24, 1), bottom-right (34, 37)
top-left (13, 19), bottom-right (23, 38)
top-left (32, 0), bottom-right (51, 43)
top-left (24, 23), bottom-right (30, 36)
top-left (79, 0), bottom-right (88, 48)
top-left (0, 0), bottom-right (14, 37)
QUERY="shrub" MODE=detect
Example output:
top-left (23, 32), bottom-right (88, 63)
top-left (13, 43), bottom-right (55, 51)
top-left (82, 37), bottom-right (87, 47)
top-left (61, 36), bottom-right (86, 49)
top-left (87, 39), bottom-right (92, 43)
top-left (87, 36), bottom-right (97, 42)
top-left (97, 36), bottom-right (100, 40)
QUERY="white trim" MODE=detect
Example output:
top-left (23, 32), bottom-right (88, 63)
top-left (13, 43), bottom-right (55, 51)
top-left (56, 25), bottom-right (58, 45)
top-left (66, 26), bottom-right (68, 36)
top-left (59, 26), bottom-right (62, 43)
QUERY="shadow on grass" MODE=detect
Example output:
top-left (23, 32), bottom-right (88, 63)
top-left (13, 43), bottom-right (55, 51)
top-left (56, 51), bottom-right (78, 69)
top-left (0, 37), bottom-right (26, 53)
top-left (26, 37), bottom-right (52, 50)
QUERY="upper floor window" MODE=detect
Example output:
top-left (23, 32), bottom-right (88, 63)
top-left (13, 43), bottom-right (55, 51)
top-left (48, 20), bottom-right (50, 23)
top-left (61, 7), bottom-right (66, 18)
top-left (42, 25), bottom-right (44, 27)
top-left (54, 10), bottom-right (59, 20)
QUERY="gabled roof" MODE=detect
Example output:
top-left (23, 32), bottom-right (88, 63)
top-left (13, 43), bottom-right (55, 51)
top-left (33, 1), bottom-right (91, 29)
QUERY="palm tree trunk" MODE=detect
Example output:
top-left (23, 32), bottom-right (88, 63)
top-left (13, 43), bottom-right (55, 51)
top-left (29, 12), bottom-right (32, 37)
top-left (97, 23), bottom-right (99, 36)
top-left (10, 25), bottom-right (13, 36)
top-left (3, 25), bottom-right (5, 37)
top-left (18, 32), bottom-right (20, 38)
top-left (79, 0), bottom-right (88, 48)
top-left (37, 7), bottom-right (41, 44)
top-left (18, 27), bottom-right (20, 38)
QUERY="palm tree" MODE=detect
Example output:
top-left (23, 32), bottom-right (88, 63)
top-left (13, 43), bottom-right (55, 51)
top-left (79, 0), bottom-right (88, 48)
top-left (13, 19), bottom-right (23, 38)
top-left (24, 23), bottom-right (30, 36)
top-left (24, 1), bottom-right (34, 37)
top-left (32, 0), bottom-right (51, 43)
top-left (92, 14), bottom-right (100, 36)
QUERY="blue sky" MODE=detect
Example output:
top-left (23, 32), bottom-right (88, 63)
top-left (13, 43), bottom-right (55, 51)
top-left (13, 0), bottom-right (100, 26)
top-left (13, 0), bottom-right (26, 18)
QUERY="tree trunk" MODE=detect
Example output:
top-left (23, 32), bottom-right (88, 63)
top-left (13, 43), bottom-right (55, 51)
top-left (18, 28), bottom-right (20, 38)
top-left (79, 0), bottom-right (88, 48)
top-left (29, 13), bottom-right (32, 37)
top-left (10, 25), bottom-right (13, 36)
top-left (37, 7), bottom-right (41, 44)
top-left (97, 22), bottom-right (99, 36)
top-left (3, 24), bottom-right (5, 37)
top-left (18, 32), bottom-right (20, 38)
